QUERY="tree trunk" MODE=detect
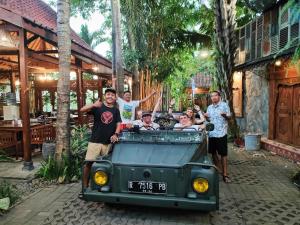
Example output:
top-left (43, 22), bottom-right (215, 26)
top-left (127, 26), bottom-right (139, 99)
top-left (55, 0), bottom-right (71, 161)
top-left (111, 0), bottom-right (124, 96)
top-left (214, 0), bottom-right (239, 136)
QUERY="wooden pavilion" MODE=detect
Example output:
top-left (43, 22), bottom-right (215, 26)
top-left (0, 0), bottom-right (131, 169)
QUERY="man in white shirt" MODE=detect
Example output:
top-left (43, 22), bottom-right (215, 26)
top-left (204, 90), bottom-right (231, 183)
top-left (173, 113), bottom-right (200, 131)
top-left (134, 112), bottom-right (160, 130)
top-left (112, 79), bottom-right (156, 123)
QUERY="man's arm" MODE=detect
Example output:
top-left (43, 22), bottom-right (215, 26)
top-left (80, 99), bottom-right (102, 113)
top-left (221, 103), bottom-right (231, 120)
top-left (151, 94), bottom-right (162, 121)
top-left (140, 90), bottom-right (156, 104)
top-left (168, 98), bottom-right (176, 115)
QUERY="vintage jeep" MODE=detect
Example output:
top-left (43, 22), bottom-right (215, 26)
top-left (82, 128), bottom-right (219, 211)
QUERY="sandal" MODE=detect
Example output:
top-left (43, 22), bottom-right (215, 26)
top-left (223, 175), bottom-right (231, 183)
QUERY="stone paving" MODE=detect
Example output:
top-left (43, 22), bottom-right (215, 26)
top-left (0, 145), bottom-right (299, 225)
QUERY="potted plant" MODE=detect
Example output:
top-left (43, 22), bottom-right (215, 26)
top-left (233, 126), bottom-right (245, 148)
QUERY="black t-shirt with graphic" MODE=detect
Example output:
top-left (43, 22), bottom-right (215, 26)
top-left (90, 104), bottom-right (122, 144)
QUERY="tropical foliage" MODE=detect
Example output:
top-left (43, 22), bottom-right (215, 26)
top-left (0, 181), bottom-right (19, 209)
top-left (37, 125), bottom-right (89, 183)
top-left (79, 24), bottom-right (105, 49)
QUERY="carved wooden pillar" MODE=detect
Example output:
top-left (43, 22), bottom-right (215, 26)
top-left (19, 29), bottom-right (33, 170)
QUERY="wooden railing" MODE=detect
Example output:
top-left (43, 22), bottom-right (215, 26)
top-left (0, 131), bottom-right (19, 159)
top-left (30, 124), bottom-right (56, 145)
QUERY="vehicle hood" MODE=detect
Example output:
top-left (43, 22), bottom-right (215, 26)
top-left (111, 143), bottom-right (201, 167)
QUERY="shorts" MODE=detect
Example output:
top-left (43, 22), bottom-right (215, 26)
top-left (85, 142), bottom-right (111, 160)
top-left (209, 135), bottom-right (228, 156)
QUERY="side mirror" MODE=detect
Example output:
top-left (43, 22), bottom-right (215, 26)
top-left (205, 123), bottom-right (214, 132)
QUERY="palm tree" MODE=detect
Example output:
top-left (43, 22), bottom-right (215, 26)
top-left (55, 0), bottom-right (71, 161)
top-left (214, 0), bottom-right (238, 134)
top-left (79, 24), bottom-right (104, 50)
top-left (111, 0), bottom-right (124, 96)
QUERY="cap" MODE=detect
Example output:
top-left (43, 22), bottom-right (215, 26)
top-left (142, 111), bottom-right (152, 117)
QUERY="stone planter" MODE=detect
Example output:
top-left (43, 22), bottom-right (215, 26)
top-left (42, 142), bottom-right (56, 160)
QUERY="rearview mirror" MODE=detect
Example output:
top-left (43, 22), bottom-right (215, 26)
top-left (205, 123), bottom-right (214, 132)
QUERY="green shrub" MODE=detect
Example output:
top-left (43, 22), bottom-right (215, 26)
top-left (292, 170), bottom-right (300, 187)
top-left (36, 125), bottom-right (89, 183)
top-left (0, 150), bottom-right (14, 162)
top-left (0, 181), bottom-right (20, 207)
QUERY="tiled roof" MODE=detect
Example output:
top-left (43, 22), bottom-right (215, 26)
top-left (187, 73), bottom-right (212, 88)
top-left (0, 0), bottom-right (91, 50)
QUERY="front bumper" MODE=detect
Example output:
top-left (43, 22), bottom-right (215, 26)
top-left (82, 190), bottom-right (218, 211)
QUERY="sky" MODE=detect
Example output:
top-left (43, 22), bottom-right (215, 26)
top-left (43, 0), bottom-right (110, 57)
top-left (42, 0), bottom-right (210, 57)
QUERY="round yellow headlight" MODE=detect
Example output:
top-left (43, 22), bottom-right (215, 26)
top-left (94, 171), bottom-right (108, 186)
top-left (192, 178), bottom-right (209, 193)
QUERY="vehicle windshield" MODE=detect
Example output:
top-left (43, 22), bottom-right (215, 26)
top-left (119, 130), bottom-right (204, 144)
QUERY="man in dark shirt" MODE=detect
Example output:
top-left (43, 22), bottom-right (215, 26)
top-left (80, 88), bottom-right (121, 188)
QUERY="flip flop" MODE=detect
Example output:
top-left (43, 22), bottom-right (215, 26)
top-left (223, 175), bottom-right (231, 183)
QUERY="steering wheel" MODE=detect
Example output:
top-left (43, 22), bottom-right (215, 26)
top-left (154, 117), bottom-right (176, 130)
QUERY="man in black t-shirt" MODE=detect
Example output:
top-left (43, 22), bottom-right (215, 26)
top-left (80, 88), bottom-right (121, 189)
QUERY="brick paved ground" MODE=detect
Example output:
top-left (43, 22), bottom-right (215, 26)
top-left (0, 145), bottom-right (299, 225)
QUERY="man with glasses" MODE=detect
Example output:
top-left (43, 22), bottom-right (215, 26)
top-left (204, 91), bottom-right (231, 183)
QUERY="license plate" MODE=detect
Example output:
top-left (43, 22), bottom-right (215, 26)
top-left (128, 181), bottom-right (167, 194)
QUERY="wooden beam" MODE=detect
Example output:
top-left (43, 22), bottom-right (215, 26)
top-left (0, 8), bottom-right (23, 28)
top-left (0, 58), bottom-right (18, 64)
top-left (26, 34), bottom-right (39, 45)
top-left (28, 50), bottom-right (76, 69)
top-left (0, 23), bottom-right (20, 32)
top-left (10, 71), bottom-right (16, 93)
top-left (0, 50), bottom-right (19, 55)
top-left (75, 59), bottom-right (84, 124)
top-left (19, 29), bottom-right (33, 170)
top-left (34, 50), bottom-right (58, 54)
top-left (98, 79), bottom-right (103, 101)
top-left (0, 8), bottom-right (116, 73)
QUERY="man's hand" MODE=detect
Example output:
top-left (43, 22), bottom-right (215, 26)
top-left (204, 113), bottom-right (209, 118)
top-left (93, 99), bottom-right (102, 108)
top-left (194, 105), bottom-right (201, 112)
top-left (221, 112), bottom-right (229, 119)
top-left (151, 90), bottom-right (157, 96)
top-left (169, 98), bottom-right (176, 107)
top-left (110, 134), bottom-right (119, 143)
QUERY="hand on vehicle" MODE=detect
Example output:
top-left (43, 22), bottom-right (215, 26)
top-left (110, 134), bottom-right (119, 143)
